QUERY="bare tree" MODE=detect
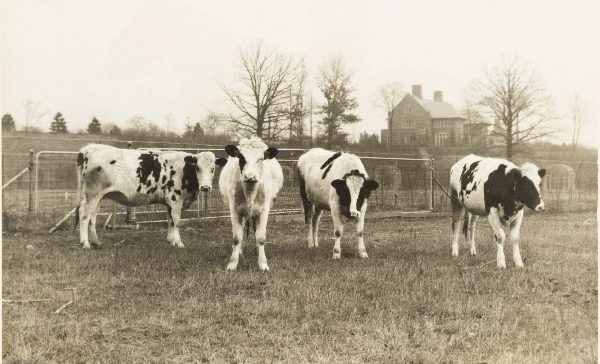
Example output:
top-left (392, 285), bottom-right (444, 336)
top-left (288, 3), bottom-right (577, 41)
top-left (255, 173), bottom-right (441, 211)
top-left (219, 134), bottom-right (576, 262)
top-left (473, 55), bottom-right (554, 159)
top-left (287, 60), bottom-right (309, 145)
top-left (570, 92), bottom-right (586, 148)
top-left (222, 42), bottom-right (297, 141)
top-left (317, 57), bottom-right (360, 149)
top-left (21, 99), bottom-right (48, 132)
top-left (374, 82), bottom-right (404, 147)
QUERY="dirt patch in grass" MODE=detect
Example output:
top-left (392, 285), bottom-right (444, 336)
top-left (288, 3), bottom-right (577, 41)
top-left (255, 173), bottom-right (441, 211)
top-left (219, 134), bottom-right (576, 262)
top-left (3, 212), bottom-right (597, 363)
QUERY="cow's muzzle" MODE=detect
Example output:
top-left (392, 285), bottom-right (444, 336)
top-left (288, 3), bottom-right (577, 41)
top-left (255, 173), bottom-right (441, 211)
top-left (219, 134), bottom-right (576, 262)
top-left (200, 185), bottom-right (212, 192)
top-left (349, 210), bottom-right (361, 219)
top-left (534, 201), bottom-right (546, 212)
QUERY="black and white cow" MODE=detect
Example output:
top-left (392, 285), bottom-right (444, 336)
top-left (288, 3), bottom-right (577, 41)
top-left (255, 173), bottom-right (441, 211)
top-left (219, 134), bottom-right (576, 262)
top-left (218, 137), bottom-right (283, 271)
top-left (449, 154), bottom-right (546, 268)
top-left (76, 144), bottom-right (226, 249)
top-left (297, 148), bottom-right (379, 259)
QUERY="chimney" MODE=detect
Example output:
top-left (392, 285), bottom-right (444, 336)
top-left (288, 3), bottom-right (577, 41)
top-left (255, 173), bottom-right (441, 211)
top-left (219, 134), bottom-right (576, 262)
top-left (411, 84), bottom-right (422, 99)
top-left (433, 91), bottom-right (443, 102)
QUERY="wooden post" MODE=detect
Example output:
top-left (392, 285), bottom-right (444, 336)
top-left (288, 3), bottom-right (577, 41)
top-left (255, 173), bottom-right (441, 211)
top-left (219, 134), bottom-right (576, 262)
top-left (28, 149), bottom-right (34, 214)
top-left (125, 141), bottom-right (136, 224)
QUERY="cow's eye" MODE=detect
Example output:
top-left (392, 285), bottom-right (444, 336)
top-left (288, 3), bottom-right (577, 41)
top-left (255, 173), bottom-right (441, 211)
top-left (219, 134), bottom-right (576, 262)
top-left (211, 167), bottom-right (215, 173)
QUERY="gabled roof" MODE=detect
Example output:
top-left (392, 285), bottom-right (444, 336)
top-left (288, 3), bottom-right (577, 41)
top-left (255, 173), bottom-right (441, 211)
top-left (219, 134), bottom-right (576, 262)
top-left (414, 97), bottom-right (463, 119)
top-left (397, 93), bottom-right (464, 119)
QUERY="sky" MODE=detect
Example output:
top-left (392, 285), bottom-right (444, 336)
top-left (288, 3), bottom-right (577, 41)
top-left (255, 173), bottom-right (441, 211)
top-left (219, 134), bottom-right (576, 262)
top-left (1, 0), bottom-right (599, 147)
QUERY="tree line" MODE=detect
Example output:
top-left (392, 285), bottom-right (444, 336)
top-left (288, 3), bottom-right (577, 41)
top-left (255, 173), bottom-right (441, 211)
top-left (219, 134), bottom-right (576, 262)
top-left (1, 47), bottom-right (591, 158)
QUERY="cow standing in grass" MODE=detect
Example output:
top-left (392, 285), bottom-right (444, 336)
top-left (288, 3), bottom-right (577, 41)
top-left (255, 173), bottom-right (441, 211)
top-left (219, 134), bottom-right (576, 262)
top-left (297, 148), bottom-right (379, 259)
top-left (218, 137), bottom-right (283, 271)
top-left (77, 144), bottom-right (226, 249)
top-left (449, 154), bottom-right (546, 268)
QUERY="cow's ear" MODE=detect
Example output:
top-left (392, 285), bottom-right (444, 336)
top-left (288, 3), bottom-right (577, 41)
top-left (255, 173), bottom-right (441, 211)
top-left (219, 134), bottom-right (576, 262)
top-left (331, 179), bottom-right (346, 190)
top-left (365, 180), bottom-right (379, 191)
top-left (225, 145), bottom-right (239, 157)
top-left (264, 147), bottom-right (278, 159)
top-left (538, 169), bottom-right (546, 178)
top-left (215, 158), bottom-right (227, 167)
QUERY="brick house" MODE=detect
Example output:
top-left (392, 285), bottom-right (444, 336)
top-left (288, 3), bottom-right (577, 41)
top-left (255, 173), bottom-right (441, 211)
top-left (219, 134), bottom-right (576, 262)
top-left (381, 85), bottom-right (488, 148)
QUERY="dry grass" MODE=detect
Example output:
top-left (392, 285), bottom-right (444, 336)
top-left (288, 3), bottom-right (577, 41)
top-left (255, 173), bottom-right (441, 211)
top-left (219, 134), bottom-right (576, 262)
top-left (2, 212), bottom-right (597, 363)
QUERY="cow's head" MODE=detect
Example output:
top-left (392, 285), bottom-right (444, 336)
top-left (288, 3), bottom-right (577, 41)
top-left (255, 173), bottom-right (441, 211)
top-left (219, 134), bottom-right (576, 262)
top-left (331, 169), bottom-right (379, 218)
top-left (514, 163), bottom-right (546, 212)
top-left (191, 152), bottom-right (227, 192)
top-left (225, 139), bottom-right (278, 185)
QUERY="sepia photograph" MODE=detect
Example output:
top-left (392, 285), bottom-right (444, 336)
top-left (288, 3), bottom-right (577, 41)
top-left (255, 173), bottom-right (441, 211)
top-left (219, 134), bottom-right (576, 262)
top-left (1, 0), bottom-right (598, 362)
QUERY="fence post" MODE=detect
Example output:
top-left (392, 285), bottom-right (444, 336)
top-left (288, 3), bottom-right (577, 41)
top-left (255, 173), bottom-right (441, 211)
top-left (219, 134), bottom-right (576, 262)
top-left (125, 141), bottom-right (136, 224)
top-left (429, 158), bottom-right (435, 211)
top-left (28, 149), bottom-right (34, 214)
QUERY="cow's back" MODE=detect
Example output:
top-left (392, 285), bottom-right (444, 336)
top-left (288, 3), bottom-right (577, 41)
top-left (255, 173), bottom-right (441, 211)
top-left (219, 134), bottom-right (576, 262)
top-left (298, 148), bottom-right (367, 206)
top-left (450, 154), bottom-right (518, 215)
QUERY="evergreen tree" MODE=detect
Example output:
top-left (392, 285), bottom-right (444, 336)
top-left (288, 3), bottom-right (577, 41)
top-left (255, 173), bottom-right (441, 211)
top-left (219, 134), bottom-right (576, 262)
top-left (108, 125), bottom-right (122, 136)
top-left (318, 57), bottom-right (360, 149)
top-left (2, 113), bottom-right (16, 132)
top-left (50, 112), bottom-right (68, 134)
top-left (87, 117), bottom-right (102, 134)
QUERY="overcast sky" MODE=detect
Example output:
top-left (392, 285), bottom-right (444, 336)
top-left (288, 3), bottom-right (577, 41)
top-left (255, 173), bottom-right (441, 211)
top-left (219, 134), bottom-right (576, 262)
top-left (2, 0), bottom-right (599, 147)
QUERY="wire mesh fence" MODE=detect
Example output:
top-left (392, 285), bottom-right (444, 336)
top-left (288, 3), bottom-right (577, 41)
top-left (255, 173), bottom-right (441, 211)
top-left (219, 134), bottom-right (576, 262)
top-left (2, 146), bottom-right (596, 232)
top-left (2, 147), bottom-right (435, 230)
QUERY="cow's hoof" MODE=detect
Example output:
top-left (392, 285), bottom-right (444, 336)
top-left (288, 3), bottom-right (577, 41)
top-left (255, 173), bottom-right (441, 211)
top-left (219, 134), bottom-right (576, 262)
top-left (172, 242), bottom-right (185, 248)
top-left (82, 243), bottom-right (91, 249)
top-left (451, 251), bottom-right (459, 257)
top-left (307, 243), bottom-right (315, 249)
top-left (332, 254), bottom-right (341, 260)
top-left (470, 250), bottom-right (477, 256)
top-left (497, 263), bottom-right (506, 269)
top-left (515, 263), bottom-right (525, 268)
top-left (226, 263), bottom-right (238, 271)
top-left (359, 252), bottom-right (369, 259)
top-left (258, 264), bottom-right (270, 272)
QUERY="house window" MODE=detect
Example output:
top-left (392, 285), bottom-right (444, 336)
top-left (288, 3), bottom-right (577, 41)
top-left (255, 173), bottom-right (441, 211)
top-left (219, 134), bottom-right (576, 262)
top-left (434, 132), bottom-right (449, 148)
top-left (405, 106), bottom-right (413, 113)
top-left (401, 120), bottom-right (416, 128)
top-left (403, 135), bottom-right (411, 144)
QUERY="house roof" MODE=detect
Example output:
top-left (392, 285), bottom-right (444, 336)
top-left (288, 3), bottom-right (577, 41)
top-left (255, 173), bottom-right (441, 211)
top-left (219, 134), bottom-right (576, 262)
top-left (414, 97), bottom-right (463, 119)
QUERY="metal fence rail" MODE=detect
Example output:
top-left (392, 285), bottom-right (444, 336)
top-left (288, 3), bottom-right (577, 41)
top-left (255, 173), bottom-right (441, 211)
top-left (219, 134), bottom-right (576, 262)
top-left (2, 146), bottom-right (596, 231)
top-left (2, 147), bottom-right (434, 230)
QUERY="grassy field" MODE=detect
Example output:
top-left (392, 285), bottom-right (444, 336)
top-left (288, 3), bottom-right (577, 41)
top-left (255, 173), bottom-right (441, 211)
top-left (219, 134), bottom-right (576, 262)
top-left (2, 212), bottom-right (597, 363)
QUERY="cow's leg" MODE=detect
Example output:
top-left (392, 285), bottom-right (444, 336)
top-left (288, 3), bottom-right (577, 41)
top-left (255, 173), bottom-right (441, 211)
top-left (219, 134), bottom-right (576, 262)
top-left (355, 209), bottom-right (368, 259)
top-left (254, 208), bottom-right (270, 271)
top-left (487, 211), bottom-right (507, 269)
top-left (305, 203), bottom-right (315, 248)
top-left (167, 201), bottom-right (185, 248)
top-left (509, 210), bottom-right (525, 268)
top-left (331, 209), bottom-right (344, 259)
top-left (312, 209), bottom-right (323, 248)
top-left (89, 210), bottom-right (103, 247)
top-left (468, 214), bottom-right (479, 256)
top-left (80, 194), bottom-right (102, 249)
top-left (226, 210), bottom-right (245, 271)
top-left (451, 200), bottom-right (465, 257)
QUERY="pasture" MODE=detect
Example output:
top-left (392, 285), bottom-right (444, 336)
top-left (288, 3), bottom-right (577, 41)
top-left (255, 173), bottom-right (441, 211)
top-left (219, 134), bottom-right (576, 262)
top-left (2, 212), bottom-right (597, 363)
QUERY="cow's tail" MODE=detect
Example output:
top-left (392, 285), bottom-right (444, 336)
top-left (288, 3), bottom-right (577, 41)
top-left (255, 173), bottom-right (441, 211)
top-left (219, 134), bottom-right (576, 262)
top-left (298, 173), bottom-right (312, 224)
top-left (74, 152), bottom-right (84, 229)
top-left (462, 210), bottom-right (470, 238)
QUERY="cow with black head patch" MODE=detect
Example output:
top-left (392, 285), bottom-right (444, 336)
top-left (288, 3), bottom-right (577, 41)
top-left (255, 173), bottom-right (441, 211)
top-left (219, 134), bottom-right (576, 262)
top-left (76, 144), bottom-right (226, 249)
top-left (297, 148), bottom-right (379, 259)
top-left (218, 136), bottom-right (283, 271)
top-left (448, 154), bottom-right (546, 268)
